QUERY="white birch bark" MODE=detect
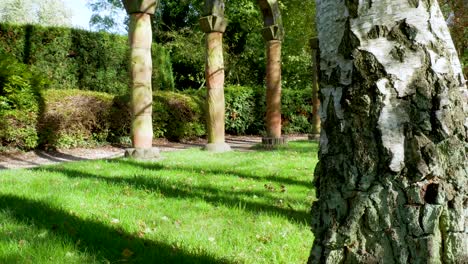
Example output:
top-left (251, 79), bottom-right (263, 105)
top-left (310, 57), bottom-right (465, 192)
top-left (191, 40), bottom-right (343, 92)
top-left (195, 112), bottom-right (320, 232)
top-left (310, 0), bottom-right (467, 263)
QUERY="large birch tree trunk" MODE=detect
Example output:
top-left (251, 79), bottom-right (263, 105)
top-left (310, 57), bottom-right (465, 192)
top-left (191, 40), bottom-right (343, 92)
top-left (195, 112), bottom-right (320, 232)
top-left (309, 0), bottom-right (468, 263)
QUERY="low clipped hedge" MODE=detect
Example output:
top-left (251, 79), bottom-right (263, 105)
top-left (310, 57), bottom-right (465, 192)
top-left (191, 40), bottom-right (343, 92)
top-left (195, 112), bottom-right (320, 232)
top-left (37, 90), bottom-right (206, 149)
top-left (39, 89), bottom-right (115, 149)
top-left (1, 87), bottom-right (314, 151)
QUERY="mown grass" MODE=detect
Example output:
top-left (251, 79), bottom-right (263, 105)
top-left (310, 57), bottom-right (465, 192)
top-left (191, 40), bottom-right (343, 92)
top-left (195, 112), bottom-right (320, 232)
top-left (0, 141), bottom-right (318, 264)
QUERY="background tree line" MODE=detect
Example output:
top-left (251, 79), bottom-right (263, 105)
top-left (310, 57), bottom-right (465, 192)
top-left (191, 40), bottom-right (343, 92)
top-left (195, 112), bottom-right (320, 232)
top-left (89, 0), bottom-right (317, 90)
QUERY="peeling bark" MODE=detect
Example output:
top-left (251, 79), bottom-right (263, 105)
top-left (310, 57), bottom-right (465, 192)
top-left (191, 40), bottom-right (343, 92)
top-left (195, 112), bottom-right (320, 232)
top-left (310, 0), bottom-right (467, 263)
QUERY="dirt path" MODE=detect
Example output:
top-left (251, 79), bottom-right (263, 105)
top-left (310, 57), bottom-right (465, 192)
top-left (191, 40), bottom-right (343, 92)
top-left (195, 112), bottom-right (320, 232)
top-left (0, 135), bottom-right (309, 170)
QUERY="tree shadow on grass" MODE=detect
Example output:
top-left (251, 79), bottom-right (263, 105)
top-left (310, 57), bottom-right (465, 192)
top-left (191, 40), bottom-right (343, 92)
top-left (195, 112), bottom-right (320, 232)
top-left (252, 141), bottom-right (319, 154)
top-left (35, 164), bottom-right (310, 225)
top-left (0, 194), bottom-right (232, 264)
top-left (116, 159), bottom-right (313, 188)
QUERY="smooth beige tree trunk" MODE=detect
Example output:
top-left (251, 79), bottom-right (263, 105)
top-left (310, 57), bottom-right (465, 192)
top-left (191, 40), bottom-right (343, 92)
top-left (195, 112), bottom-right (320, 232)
top-left (265, 40), bottom-right (282, 139)
top-left (123, 0), bottom-right (159, 159)
top-left (204, 31), bottom-right (230, 152)
top-left (129, 13), bottom-right (153, 149)
top-left (200, 7), bottom-right (231, 152)
top-left (310, 0), bottom-right (467, 263)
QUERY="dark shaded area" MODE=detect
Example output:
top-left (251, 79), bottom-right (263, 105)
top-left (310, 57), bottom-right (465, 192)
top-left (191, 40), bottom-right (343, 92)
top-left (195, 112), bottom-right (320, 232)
top-left (0, 254), bottom-right (22, 263)
top-left (33, 161), bottom-right (310, 224)
top-left (252, 140), bottom-right (319, 154)
top-left (33, 150), bottom-right (89, 162)
top-left (0, 194), bottom-right (232, 264)
top-left (22, 25), bottom-right (33, 64)
top-left (424, 183), bottom-right (439, 204)
top-left (118, 158), bottom-right (312, 188)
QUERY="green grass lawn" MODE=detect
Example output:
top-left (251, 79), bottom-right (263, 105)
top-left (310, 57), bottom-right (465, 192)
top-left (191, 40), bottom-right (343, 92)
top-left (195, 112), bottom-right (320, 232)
top-left (0, 141), bottom-right (317, 264)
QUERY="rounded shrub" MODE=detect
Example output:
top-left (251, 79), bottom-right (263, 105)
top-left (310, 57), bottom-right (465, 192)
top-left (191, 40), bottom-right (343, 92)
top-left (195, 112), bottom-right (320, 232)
top-left (153, 91), bottom-right (205, 141)
top-left (39, 89), bottom-right (114, 149)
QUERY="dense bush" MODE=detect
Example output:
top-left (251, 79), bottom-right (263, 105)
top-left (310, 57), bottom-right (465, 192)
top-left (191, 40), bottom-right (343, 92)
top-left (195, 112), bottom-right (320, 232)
top-left (224, 85), bottom-right (257, 135)
top-left (37, 90), bottom-right (206, 149)
top-left (153, 91), bottom-right (205, 141)
top-left (281, 88), bottom-right (313, 134)
top-left (199, 85), bottom-right (314, 136)
top-left (1, 85), bottom-right (313, 150)
top-left (0, 23), bottom-right (174, 94)
top-left (39, 89), bottom-right (115, 149)
top-left (0, 53), bottom-right (48, 150)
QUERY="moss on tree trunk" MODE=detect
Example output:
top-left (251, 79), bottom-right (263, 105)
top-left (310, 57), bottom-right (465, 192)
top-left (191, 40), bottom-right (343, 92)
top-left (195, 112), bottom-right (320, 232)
top-left (309, 0), bottom-right (467, 263)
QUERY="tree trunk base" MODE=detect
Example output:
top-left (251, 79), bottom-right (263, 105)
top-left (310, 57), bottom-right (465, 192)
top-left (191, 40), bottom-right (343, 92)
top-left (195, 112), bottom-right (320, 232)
top-left (308, 134), bottom-right (320, 141)
top-left (262, 137), bottom-right (287, 147)
top-left (204, 142), bottom-right (231, 153)
top-left (124, 147), bottom-right (161, 160)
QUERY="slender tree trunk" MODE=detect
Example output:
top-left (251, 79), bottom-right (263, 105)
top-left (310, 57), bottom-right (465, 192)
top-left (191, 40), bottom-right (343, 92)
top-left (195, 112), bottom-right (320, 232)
top-left (310, 38), bottom-right (321, 137)
top-left (200, 5), bottom-right (231, 152)
top-left (123, 0), bottom-right (159, 159)
top-left (129, 13), bottom-right (153, 149)
top-left (258, 0), bottom-right (286, 146)
top-left (205, 32), bottom-right (229, 148)
top-left (309, 0), bottom-right (467, 263)
top-left (265, 40), bottom-right (283, 139)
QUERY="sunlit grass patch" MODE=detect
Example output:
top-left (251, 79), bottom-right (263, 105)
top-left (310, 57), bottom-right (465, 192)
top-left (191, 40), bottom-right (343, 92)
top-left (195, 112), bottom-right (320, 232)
top-left (0, 141), bottom-right (318, 263)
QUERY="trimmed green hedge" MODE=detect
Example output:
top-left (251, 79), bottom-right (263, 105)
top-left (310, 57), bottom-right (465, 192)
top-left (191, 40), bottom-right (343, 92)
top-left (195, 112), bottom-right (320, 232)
top-left (1, 86), bottom-right (313, 151)
top-left (0, 23), bottom-right (174, 94)
top-left (39, 89), bottom-right (115, 149)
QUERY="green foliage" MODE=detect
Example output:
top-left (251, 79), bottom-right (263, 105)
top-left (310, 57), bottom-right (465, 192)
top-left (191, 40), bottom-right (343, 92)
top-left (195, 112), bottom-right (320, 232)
top-left (0, 52), bottom-right (48, 150)
top-left (224, 85), bottom-right (257, 135)
top-left (0, 141), bottom-right (317, 263)
top-left (0, 111), bottom-right (39, 150)
top-left (0, 0), bottom-right (72, 27)
top-left (39, 89), bottom-right (115, 149)
top-left (280, 0), bottom-right (316, 89)
top-left (152, 44), bottom-right (175, 91)
top-left (0, 23), bottom-right (174, 95)
top-left (281, 88), bottom-right (313, 134)
top-left (153, 91), bottom-right (205, 141)
top-left (440, 0), bottom-right (467, 78)
top-left (1, 83), bottom-right (313, 150)
top-left (164, 28), bottom-right (205, 90)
